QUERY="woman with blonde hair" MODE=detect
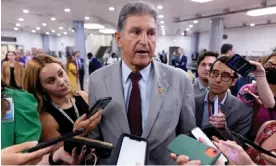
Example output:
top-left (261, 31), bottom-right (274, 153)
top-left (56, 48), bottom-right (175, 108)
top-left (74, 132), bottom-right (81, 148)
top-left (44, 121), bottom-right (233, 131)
top-left (22, 55), bottom-right (101, 149)
top-left (2, 51), bottom-right (24, 89)
top-left (67, 55), bottom-right (78, 93)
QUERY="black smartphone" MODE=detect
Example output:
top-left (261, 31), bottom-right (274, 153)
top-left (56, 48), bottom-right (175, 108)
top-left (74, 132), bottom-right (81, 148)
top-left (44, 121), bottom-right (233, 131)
top-left (87, 97), bottom-right (112, 118)
top-left (191, 127), bottom-right (229, 164)
top-left (225, 54), bottom-right (256, 77)
top-left (239, 92), bottom-right (256, 102)
top-left (64, 136), bottom-right (113, 159)
top-left (231, 131), bottom-right (276, 158)
top-left (27, 128), bottom-right (85, 153)
top-left (201, 125), bottom-right (226, 141)
top-left (114, 133), bottom-right (148, 165)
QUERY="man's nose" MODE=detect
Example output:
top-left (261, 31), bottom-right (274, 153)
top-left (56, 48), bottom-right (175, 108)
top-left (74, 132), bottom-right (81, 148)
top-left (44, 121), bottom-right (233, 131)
top-left (139, 32), bottom-right (147, 45)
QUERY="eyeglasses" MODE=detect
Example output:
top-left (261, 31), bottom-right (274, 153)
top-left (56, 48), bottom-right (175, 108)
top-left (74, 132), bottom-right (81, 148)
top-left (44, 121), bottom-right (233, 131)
top-left (209, 70), bottom-right (235, 82)
top-left (264, 62), bottom-right (276, 69)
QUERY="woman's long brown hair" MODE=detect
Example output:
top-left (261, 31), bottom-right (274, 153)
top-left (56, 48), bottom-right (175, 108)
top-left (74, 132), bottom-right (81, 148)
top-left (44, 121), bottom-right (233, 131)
top-left (22, 55), bottom-right (65, 112)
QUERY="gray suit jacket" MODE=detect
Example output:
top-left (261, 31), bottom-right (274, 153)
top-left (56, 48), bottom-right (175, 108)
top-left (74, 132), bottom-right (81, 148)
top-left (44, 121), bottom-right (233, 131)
top-left (88, 60), bottom-right (196, 165)
top-left (195, 91), bottom-right (253, 141)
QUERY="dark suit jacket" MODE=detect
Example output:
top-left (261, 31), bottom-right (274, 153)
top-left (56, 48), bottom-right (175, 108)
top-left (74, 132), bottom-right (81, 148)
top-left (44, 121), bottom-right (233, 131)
top-left (75, 58), bottom-right (85, 73)
top-left (175, 55), bottom-right (187, 71)
top-left (195, 91), bottom-right (253, 142)
top-left (89, 57), bottom-right (102, 75)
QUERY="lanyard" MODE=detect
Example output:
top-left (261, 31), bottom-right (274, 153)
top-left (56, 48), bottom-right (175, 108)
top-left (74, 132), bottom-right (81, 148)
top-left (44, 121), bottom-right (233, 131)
top-left (51, 98), bottom-right (80, 125)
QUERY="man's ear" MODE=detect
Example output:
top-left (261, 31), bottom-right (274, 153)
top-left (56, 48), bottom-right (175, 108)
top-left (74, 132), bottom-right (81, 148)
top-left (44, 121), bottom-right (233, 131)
top-left (231, 78), bottom-right (237, 86)
top-left (115, 32), bottom-right (122, 48)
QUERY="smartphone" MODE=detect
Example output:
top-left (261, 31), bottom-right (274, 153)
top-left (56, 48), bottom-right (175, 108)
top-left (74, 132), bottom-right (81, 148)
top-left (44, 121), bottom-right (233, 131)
top-left (191, 127), bottom-right (229, 164)
top-left (168, 134), bottom-right (221, 165)
top-left (211, 95), bottom-right (219, 115)
top-left (225, 54), bottom-right (256, 77)
top-left (239, 92), bottom-right (256, 102)
top-left (27, 128), bottom-right (85, 153)
top-left (64, 136), bottom-right (113, 159)
top-left (114, 134), bottom-right (148, 165)
top-left (201, 125), bottom-right (226, 141)
top-left (231, 131), bottom-right (276, 158)
top-left (88, 97), bottom-right (112, 118)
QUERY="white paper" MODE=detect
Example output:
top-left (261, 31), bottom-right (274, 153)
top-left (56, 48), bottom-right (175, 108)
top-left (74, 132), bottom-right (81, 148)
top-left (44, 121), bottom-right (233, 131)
top-left (213, 95), bottom-right (219, 115)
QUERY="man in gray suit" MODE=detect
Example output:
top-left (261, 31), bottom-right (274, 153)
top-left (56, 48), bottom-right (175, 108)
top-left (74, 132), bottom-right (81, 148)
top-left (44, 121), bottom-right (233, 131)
top-left (194, 51), bottom-right (218, 95)
top-left (195, 56), bottom-right (253, 142)
top-left (88, 1), bottom-right (196, 165)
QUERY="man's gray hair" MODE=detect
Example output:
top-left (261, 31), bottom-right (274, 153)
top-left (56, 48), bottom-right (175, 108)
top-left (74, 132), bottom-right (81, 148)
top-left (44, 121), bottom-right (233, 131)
top-left (117, 1), bottom-right (159, 31)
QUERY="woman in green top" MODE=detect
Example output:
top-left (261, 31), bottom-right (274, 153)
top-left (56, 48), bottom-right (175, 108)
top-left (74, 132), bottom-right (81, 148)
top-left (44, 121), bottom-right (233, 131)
top-left (1, 81), bottom-right (41, 149)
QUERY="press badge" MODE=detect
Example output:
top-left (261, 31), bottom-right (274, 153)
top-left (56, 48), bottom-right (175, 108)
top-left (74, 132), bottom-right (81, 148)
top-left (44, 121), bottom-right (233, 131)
top-left (1, 98), bottom-right (14, 123)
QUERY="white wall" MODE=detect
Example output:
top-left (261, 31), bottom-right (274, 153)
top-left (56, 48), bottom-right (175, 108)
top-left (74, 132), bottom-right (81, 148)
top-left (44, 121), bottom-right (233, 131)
top-left (1, 30), bottom-right (43, 51)
top-left (155, 35), bottom-right (192, 63)
top-left (86, 35), bottom-right (113, 55)
top-left (199, 25), bottom-right (276, 56)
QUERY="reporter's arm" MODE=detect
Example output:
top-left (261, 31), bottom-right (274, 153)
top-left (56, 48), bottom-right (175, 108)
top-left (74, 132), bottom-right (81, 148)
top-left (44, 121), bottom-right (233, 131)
top-left (250, 61), bottom-right (275, 108)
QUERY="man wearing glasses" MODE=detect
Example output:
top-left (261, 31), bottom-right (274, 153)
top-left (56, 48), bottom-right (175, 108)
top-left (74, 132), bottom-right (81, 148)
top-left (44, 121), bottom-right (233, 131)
top-left (194, 56), bottom-right (253, 144)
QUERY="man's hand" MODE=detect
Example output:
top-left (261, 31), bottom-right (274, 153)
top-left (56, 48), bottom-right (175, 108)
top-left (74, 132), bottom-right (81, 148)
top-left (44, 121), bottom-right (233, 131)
top-left (1, 141), bottom-right (52, 165)
top-left (170, 153), bottom-right (201, 165)
top-left (209, 112), bottom-right (226, 129)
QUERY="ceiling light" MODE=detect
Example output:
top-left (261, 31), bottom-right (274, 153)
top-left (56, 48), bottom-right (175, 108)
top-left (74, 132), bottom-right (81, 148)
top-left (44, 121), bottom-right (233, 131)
top-left (161, 25), bottom-right (165, 29)
top-left (32, 30), bottom-right (36, 33)
top-left (162, 31), bottom-right (166, 36)
top-left (57, 34), bottom-right (61, 36)
top-left (59, 26), bottom-right (63, 30)
top-left (45, 32), bottom-right (50, 35)
top-left (14, 27), bottom-right (19, 31)
top-left (51, 30), bottom-right (55, 33)
top-left (250, 23), bottom-right (255, 27)
top-left (247, 6), bottom-right (276, 16)
top-left (193, 20), bottom-right (198, 24)
top-left (23, 9), bottom-right (29, 13)
top-left (63, 32), bottom-right (67, 34)
top-left (210, 21), bottom-right (212, 23)
top-left (64, 8), bottom-right (70, 12)
top-left (72, 29), bottom-right (75, 32)
top-left (109, 7), bottom-right (115, 11)
top-left (18, 18), bottom-right (24, 21)
top-left (160, 21), bottom-right (164, 24)
top-left (157, 5), bottom-right (163, 10)
top-left (84, 23), bottom-right (105, 29)
top-left (36, 27), bottom-right (40, 30)
top-left (173, 39), bottom-right (176, 42)
top-left (99, 29), bottom-right (116, 34)
top-left (189, 25), bottom-right (194, 28)
top-left (182, 32), bottom-right (185, 36)
top-left (191, 0), bottom-right (213, 3)
top-left (85, 17), bottom-right (90, 20)
top-left (16, 23), bottom-right (20, 27)
top-left (51, 17), bottom-right (56, 21)
top-left (90, 33), bottom-right (94, 36)
top-left (42, 23), bottom-right (47, 26)
top-left (158, 15), bottom-right (164, 19)
top-left (186, 28), bottom-right (190, 31)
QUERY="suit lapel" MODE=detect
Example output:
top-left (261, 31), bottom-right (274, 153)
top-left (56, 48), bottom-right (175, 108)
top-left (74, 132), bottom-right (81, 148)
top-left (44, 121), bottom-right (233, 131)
top-left (142, 62), bottom-right (169, 138)
top-left (105, 61), bottom-right (130, 134)
top-left (221, 91), bottom-right (232, 119)
top-left (195, 94), bottom-right (206, 127)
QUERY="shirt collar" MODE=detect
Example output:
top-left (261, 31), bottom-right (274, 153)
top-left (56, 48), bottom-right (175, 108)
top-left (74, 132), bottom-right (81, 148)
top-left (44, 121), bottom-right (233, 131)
top-left (204, 91), bottom-right (228, 105)
top-left (196, 78), bottom-right (206, 91)
top-left (121, 60), bottom-right (152, 84)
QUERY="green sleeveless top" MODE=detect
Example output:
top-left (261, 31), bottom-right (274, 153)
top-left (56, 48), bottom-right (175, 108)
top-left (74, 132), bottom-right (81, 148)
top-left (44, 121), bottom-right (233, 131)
top-left (1, 88), bottom-right (41, 149)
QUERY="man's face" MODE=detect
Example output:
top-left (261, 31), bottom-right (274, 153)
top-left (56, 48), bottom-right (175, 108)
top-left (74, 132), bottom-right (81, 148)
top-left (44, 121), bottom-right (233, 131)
top-left (227, 49), bottom-right (235, 56)
top-left (208, 61), bottom-right (236, 94)
top-left (177, 48), bottom-right (183, 56)
top-left (115, 14), bottom-right (156, 70)
top-left (197, 56), bottom-right (217, 81)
